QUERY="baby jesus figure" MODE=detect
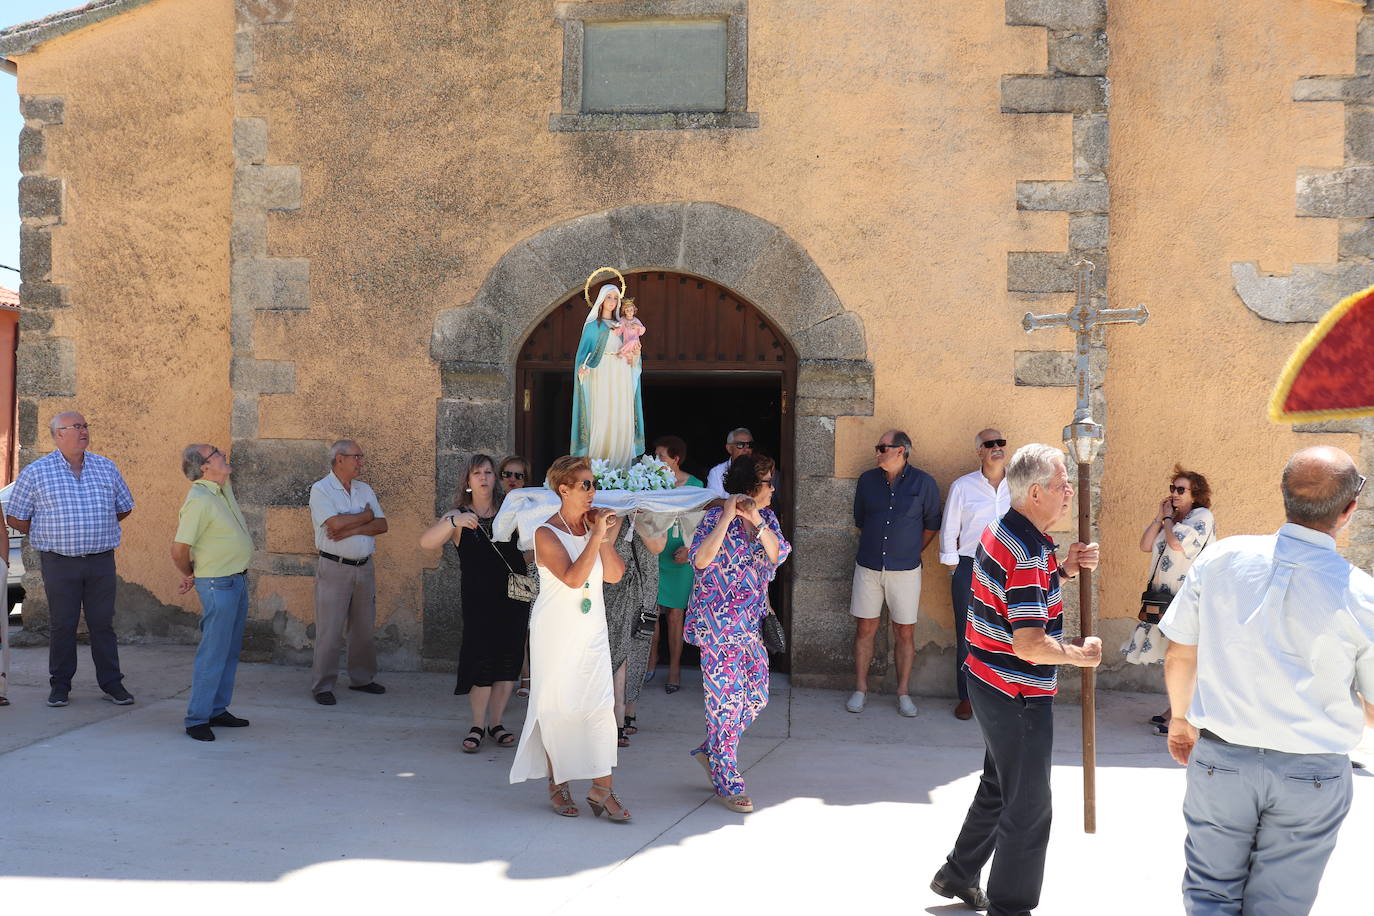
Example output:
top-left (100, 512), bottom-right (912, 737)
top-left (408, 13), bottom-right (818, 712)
top-left (617, 299), bottom-right (646, 365)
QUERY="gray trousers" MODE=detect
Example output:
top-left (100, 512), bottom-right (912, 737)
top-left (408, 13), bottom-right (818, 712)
top-left (310, 555), bottom-right (377, 694)
top-left (1182, 734), bottom-right (1353, 916)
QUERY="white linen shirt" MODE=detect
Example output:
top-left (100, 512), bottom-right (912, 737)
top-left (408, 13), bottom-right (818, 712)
top-left (706, 460), bottom-right (730, 498)
top-left (1160, 523), bottom-right (1374, 755)
top-left (309, 473), bottom-right (384, 560)
top-left (938, 469), bottom-right (1010, 566)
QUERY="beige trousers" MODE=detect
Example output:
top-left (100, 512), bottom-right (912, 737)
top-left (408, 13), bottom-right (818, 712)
top-left (310, 555), bottom-right (377, 695)
top-left (1, 602), bottom-right (9, 698)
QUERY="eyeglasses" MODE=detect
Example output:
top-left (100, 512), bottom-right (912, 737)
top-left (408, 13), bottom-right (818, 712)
top-left (501, 470), bottom-right (526, 480)
top-left (1357, 475), bottom-right (1368, 498)
top-left (55, 423), bottom-right (90, 432)
top-left (729, 441), bottom-right (754, 449)
top-left (874, 444), bottom-right (902, 453)
top-left (980, 439), bottom-right (1007, 449)
top-left (340, 453), bottom-right (364, 460)
top-left (575, 479), bottom-right (595, 491)
top-left (759, 476), bottom-right (778, 489)
top-left (202, 447), bottom-right (223, 462)
top-left (1168, 485), bottom-right (1190, 495)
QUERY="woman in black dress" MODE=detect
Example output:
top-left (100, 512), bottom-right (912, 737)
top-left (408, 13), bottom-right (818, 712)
top-left (419, 454), bottom-right (530, 753)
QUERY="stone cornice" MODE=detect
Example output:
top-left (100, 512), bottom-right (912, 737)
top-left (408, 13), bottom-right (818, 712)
top-left (0, 0), bottom-right (160, 57)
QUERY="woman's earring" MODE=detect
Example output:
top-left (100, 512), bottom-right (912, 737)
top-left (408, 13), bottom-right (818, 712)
top-left (465, 487), bottom-right (472, 493)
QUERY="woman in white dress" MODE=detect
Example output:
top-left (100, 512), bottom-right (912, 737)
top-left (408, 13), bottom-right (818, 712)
top-left (570, 284), bottom-right (644, 468)
top-left (1120, 465), bottom-right (1214, 733)
top-left (508, 455), bottom-right (632, 821)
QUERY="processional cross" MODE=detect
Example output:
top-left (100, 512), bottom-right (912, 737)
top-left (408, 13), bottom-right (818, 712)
top-left (1023, 259), bottom-right (1148, 835)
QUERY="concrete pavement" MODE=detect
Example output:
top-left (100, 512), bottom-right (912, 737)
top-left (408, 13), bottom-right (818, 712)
top-left (0, 641), bottom-right (1369, 915)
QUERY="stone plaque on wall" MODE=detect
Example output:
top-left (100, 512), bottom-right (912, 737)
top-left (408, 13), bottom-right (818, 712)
top-left (582, 19), bottom-right (727, 113)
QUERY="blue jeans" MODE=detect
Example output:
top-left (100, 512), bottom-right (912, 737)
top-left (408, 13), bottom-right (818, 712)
top-left (185, 573), bottom-right (249, 728)
top-left (1182, 734), bottom-right (1352, 915)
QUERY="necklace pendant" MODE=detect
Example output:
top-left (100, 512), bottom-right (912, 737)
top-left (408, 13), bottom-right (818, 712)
top-left (580, 597), bottom-right (592, 614)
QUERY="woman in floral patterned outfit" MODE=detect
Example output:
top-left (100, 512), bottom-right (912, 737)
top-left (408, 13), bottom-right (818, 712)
top-left (1120, 464), bottom-right (1214, 734)
top-left (686, 453), bottom-right (790, 813)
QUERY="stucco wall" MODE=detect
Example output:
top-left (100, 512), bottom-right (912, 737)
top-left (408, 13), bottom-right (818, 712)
top-left (14, 0), bottom-right (236, 636)
top-left (10, 0), bottom-right (1366, 690)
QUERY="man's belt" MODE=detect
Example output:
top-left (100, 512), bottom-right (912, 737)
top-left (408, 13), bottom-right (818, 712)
top-left (319, 551), bottom-right (369, 567)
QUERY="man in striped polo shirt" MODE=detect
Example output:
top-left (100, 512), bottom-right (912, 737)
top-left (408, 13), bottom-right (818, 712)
top-left (930, 443), bottom-right (1101, 916)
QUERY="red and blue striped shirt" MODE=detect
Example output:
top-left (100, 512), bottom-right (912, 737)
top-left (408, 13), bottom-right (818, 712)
top-left (964, 508), bottom-right (1065, 703)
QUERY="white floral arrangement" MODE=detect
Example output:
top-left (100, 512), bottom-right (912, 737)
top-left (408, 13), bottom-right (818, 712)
top-left (592, 455), bottom-right (676, 492)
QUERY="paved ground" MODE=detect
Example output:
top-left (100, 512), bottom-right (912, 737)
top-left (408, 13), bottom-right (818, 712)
top-left (1, 641), bottom-right (1370, 915)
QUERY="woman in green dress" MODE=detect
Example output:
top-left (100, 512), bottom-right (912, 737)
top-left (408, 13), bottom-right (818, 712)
top-left (652, 435), bottom-right (702, 694)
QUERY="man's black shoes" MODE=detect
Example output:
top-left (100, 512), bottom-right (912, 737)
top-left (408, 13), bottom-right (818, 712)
top-left (209, 711), bottom-right (250, 727)
top-left (348, 682), bottom-right (386, 694)
top-left (314, 691), bottom-right (337, 706)
top-left (930, 872), bottom-right (990, 911)
top-left (47, 688), bottom-right (69, 707)
top-left (185, 724), bottom-right (215, 742)
top-left (103, 685), bottom-right (136, 705)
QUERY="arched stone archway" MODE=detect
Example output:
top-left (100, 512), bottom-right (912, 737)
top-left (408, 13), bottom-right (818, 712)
top-left (424, 203), bottom-right (872, 684)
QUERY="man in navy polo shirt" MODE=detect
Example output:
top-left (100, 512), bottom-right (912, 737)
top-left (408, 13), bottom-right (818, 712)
top-left (845, 429), bottom-right (942, 717)
top-left (930, 443), bottom-right (1100, 915)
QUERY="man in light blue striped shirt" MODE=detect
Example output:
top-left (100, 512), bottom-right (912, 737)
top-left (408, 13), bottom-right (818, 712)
top-left (1162, 446), bottom-right (1374, 915)
top-left (5, 412), bottom-right (135, 708)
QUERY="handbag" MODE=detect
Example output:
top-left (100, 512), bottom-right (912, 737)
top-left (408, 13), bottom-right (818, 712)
top-left (628, 537), bottom-right (659, 640)
top-left (761, 605), bottom-right (786, 655)
top-left (477, 520), bottom-right (538, 603)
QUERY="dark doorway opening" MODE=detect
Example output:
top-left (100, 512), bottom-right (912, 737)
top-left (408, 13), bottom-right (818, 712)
top-left (515, 272), bottom-right (798, 672)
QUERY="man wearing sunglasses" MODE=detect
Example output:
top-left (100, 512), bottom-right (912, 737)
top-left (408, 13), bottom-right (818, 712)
top-left (308, 439), bottom-right (389, 705)
top-left (1160, 446), bottom-right (1374, 914)
top-left (939, 429), bottom-right (1011, 720)
top-left (706, 428), bottom-right (754, 498)
top-left (6, 411), bottom-right (136, 708)
top-left (846, 429), bottom-right (942, 717)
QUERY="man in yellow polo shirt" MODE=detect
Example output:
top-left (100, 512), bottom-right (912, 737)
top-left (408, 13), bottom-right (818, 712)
top-left (171, 444), bottom-right (254, 741)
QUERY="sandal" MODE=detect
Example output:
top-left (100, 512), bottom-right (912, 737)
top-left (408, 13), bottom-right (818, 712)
top-left (548, 780), bottom-right (579, 817)
top-left (461, 725), bottom-right (483, 753)
top-left (691, 748), bottom-right (712, 784)
top-left (664, 683), bottom-right (681, 695)
top-left (1149, 713), bottom-right (1169, 726)
top-left (0, 696), bottom-right (9, 707)
top-left (623, 715), bottom-right (638, 736)
top-left (488, 724), bottom-right (516, 747)
top-left (516, 677), bottom-right (530, 699)
top-left (618, 726), bottom-right (631, 748)
top-left (587, 785), bottom-right (632, 822)
top-left (715, 793), bottom-right (754, 814)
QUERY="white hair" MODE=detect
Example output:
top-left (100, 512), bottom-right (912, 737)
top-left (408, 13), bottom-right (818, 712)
top-left (1007, 443), bottom-right (1065, 505)
top-left (974, 428), bottom-right (1001, 449)
top-left (727, 427), bottom-right (752, 444)
top-left (328, 439), bottom-right (358, 471)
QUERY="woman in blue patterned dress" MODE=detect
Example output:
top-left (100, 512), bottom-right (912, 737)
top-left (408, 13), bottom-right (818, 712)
top-left (686, 453), bottom-right (791, 814)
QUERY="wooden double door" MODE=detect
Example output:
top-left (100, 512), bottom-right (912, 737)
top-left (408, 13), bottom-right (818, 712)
top-left (515, 271), bottom-right (798, 670)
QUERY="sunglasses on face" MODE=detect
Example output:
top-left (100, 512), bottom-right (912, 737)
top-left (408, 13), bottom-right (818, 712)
top-left (730, 441), bottom-right (754, 449)
top-left (1169, 485), bottom-right (1190, 495)
top-left (574, 479), bottom-right (595, 492)
top-left (501, 470), bottom-right (526, 480)
top-left (874, 444), bottom-right (901, 452)
top-left (981, 439), bottom-right (1007, 449)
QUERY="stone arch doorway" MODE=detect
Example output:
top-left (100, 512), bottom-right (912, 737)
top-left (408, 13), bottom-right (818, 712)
top-left (427, 203), bottom-right (873, 686)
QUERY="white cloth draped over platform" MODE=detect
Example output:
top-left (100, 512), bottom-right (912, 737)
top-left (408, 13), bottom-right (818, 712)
top-left (494, 486), bottom-right (717, 551)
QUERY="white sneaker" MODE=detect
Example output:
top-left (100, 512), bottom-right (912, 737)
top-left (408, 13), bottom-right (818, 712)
top-left (845, 691), bottom-right (866, 713)
top-left (898, 695), bottom-right (919, 718)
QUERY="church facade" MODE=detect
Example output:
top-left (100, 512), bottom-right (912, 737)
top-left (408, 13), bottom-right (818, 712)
top-left (3, 0), bottom-right (1371, 691)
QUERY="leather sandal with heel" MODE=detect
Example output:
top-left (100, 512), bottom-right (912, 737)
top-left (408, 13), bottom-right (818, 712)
top-left (586, 785), bottom-right (632, 822)
top-left (715, 793), bottom-right (754, 814)
top-left (487, 724), bottom-right (516, 747)
top-left (623, 715), bottom-right (638, 736)
top-left (548, 781), bottom-right (579, 817)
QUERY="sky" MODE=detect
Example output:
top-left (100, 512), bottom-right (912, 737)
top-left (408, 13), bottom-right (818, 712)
top-left (0, 1), bottom-right (87, 291)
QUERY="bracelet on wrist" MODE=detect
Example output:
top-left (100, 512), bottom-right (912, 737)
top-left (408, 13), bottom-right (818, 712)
top-left (448, 515), bottom-right (457, 528)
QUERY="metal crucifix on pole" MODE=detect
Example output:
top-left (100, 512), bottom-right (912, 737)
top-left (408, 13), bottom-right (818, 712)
top-left (1023, 259), bottom-right (1148, 834)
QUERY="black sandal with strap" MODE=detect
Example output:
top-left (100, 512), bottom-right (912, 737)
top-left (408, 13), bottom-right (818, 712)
top-left (461, 725), bottom-right (483, 753)
top-left (617, 726), bottom-right (631, 748)
top-left (623, 715), bottom-right (638, 736)
top-left (488, 724), bottom-right (516, 747)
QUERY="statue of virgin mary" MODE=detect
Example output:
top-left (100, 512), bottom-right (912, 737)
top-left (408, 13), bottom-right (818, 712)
top-left (570, 283), bottom-right (644, 467)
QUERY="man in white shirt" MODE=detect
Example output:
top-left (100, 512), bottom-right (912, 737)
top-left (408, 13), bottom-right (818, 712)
top-left (309, 440), bottom-right (389, 705)
top-left (706, 427), bottom-right (753, 497)
top-left (1161, 446), bottom-right (1374, 915)
top-left (939, 428), bottom-right (1010, 720)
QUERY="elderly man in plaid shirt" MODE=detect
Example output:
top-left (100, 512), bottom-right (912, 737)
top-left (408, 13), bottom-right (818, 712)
top-left (5, 411), bottom-right (136, 708)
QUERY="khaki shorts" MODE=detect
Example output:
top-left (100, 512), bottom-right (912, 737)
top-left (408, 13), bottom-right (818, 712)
top-left (849, 564), bottom-right (922, 625)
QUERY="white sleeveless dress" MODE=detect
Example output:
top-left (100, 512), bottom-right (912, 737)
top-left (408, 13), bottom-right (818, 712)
top-left (585, 331), bottom-right (637, 467)
top-left (509, 523), bottom-right (618, 784)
